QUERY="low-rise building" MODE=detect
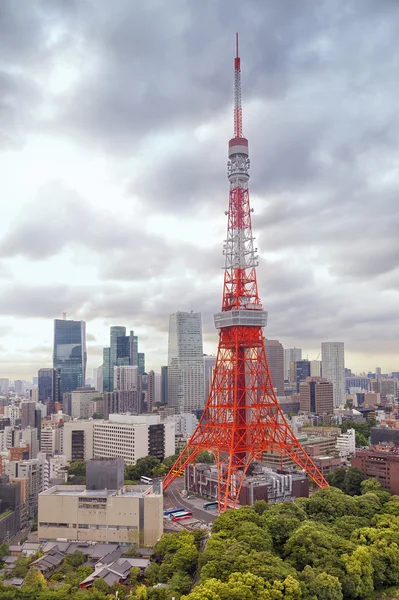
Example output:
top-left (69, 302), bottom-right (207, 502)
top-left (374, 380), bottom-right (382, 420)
top-left (352, 446), bottom-right (399, 494)
top-left (38, 458), bottom-right (163, 546)
top-left (335, 428), bottom-right (356, 457)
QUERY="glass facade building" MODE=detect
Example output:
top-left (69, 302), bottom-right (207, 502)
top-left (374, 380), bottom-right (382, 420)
top-left (38, 368), bottom-right (59, 415)
top-left (102, 327), bottom-right (141, 392)
top-left (53, 319), bottom-right (87, 400)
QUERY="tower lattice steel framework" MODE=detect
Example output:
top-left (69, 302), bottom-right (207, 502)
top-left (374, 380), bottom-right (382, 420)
top-left (163, 35), bottom-right (328, 512)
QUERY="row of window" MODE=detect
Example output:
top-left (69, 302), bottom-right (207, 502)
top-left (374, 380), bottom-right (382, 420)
top-left (39, 523), bottom-right (138, 530)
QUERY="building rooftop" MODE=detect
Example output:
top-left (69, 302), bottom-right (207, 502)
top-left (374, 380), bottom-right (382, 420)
top-left (39, 484), bottom-right (160, 498)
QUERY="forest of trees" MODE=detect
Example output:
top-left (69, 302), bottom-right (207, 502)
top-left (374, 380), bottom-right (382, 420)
top-left (0, 478), bottom-right (398, 599)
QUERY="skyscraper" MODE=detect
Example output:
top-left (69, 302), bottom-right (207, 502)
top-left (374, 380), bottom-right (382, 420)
top-left (284, 347), bottom-right (302, 382)
top-left (300, 377), bottom-right (334, 415)
top-left (161, 366), bottom-right (168, 405)
top-left (203, 355), bottom-right (216, 403)
top-left (38, 368), bottom-right (59, 415)
top-left (114, 365), bottom-right (139, 391)
top-left (53, 318), bottom-right (87, 400)
top-left (168, 311), bottom-right (204, 413)
top-left (264, 340), bottom-right (284, 396)
top-left (321, 342), bottom-right (346, 408)
top-left (21, 400), bottom-right (36, 429)
top-left (102, 327), bottom-right (138, 392)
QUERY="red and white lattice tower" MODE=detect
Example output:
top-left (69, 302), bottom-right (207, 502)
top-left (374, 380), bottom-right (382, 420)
top-left (163, 34), bottom-right (328, 512)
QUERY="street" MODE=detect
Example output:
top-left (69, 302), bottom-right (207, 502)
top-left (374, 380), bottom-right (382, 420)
top-left (164, 479), bottom-right (218, 525)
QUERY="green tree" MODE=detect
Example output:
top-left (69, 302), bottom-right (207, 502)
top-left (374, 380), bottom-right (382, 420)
top-left (305, 487), bottom-right (358, 523)
top-left (381, 497), bottom-right (399, 517)
top-left (23, 567), bottom-right (47, 589)
top-left (369, 539), bottom-right (399, 588)
top-left (343, 467), bottom-right (365, 496)
top-left (92, 577), bottom-right (110, 593)
top-left (332, 515), bottom-right (370, 538)
top-left (360, 478), bottom-right (391, 504)
top-left (303, 566), bottom-right (343, 600)
top-left (67, 460), bottom-right (86, 477)
top-left (196, 451), bottom-right (215, 464)
top-left (65, 550), bottom-right (86, 567)
top-left (326, 468), bottom-right (346, 491)
top-left (342, 545), bottom-right (374, 599)
top-left (0, 543), bottom-right (9, 566)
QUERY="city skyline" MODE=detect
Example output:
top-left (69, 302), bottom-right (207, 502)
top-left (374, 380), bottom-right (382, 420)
top-left (1, 2), bottom-right (399, 378)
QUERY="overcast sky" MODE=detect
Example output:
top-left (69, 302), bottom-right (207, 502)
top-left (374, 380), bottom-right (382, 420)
top-left (1, 0), bottom-right (398, 380)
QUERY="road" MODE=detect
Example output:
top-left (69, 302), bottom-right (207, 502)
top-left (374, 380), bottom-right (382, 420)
top-left (164, 479), bottom-right (218, 525)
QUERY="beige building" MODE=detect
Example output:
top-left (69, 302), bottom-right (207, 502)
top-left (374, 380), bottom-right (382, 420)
top-left (300, 377), bottom-right (334, 415)
top-left (38, 484), bottom-right (163, 547)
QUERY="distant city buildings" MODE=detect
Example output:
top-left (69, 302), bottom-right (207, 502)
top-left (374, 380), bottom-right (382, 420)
top-left (168, 311), bottom-right (204, 413)
top-left (299, 378), bottom-right (334, 415)
top-left (264, 340), bottom-right (284, 396)
top-left (38, 368), bottom-right (59, 415)
top-left (103, 327), bottom-right (138, 393)
top-left (321, 342), bottom-right (346, 408)
top-left (53, 318), bottom-right (87, 400)
top-left (203, 355), bottom-right (216, 403)
top-left (284, 347), bottom-right (302, 382)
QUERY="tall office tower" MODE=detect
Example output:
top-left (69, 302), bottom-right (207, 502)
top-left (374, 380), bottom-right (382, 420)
top-left (102, 327), bottom-right (138, 392)
top-left (148, 371), bottom-right (161, 412)
top-left (138, 353), bottom-right (145, 376)
top-left (0, 378), bottom-right (9, 395)
top-left (14, 380), bottom-right (24, 396)
top-left (21, 400), bottom-right (36, 429)
top-left (53, 318), bottom-right (87, 400)
top-left (96, 365), bottom-right (103, 393)
top-left (321, 342), bottom-right (346, 408)
top-left (284, 348), bottom-right (302, 382)
top-left (203, 355), bottom-right (216, 403)
top-left (310, 360), bottom-right (322, 377)
top-left (292, 359), bottom-right (311, 392)
top-left (168, 311), bottom-right (204, 413)
top-left (38, 368), bottom-right (59, 415)
top-left (114, 365), bottom-right (139, 391)
top-left (299, 377), bottom-right (334, 415)
top-left (264, 340), bottom-right (285, 396)
top-left (376, 367), bottom-right (382, 378)
top-left (161, 366), bottom-right (168, 405)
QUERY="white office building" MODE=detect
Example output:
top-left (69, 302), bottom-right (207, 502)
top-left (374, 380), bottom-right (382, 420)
top-left (310, 360), bottom-right (322, 377)
top-left (284, 348), bottom-right (302, 382)
top-left (93, 414), bottom-right (175, 465)
top-left (168, 311), bottom-right (204, 413)
top-left (172, 412), bottom-right (199, 436)
top-left (114, 365), bottom-right (139, 391)
top-left (71, 388), bottom-right (99, 419)
top-left (335, 428), bottom-right (356, 457)
top-left (321, 342), bottom-right (346, 408)
top-left (63, 420), bottom-right (96, 462)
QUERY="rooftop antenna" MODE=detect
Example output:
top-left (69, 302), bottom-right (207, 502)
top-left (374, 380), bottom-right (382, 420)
top-left (62, 312), bottom-right (67, 320)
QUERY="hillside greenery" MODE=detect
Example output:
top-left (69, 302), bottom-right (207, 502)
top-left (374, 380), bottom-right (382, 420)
top-left (1, 479), bottom-right (398, 599)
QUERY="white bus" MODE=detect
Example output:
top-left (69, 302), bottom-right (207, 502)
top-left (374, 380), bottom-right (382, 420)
top-left (140, 476), bottom-right (153, 485)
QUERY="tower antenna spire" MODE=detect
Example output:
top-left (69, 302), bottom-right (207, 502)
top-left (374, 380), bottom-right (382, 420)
top-left (234, 32), bottom-right (242, 138)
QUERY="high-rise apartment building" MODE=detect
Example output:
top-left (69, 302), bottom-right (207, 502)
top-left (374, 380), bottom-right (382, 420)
top-left (168, 311), bottom-right (204, 413)
top-left (203, 355), bottom-right (216, 403)
top-left (114, 365), bottom-right (139, 391)
top-left (38, 368), bottom-right (59, 415)
top-left (284, 347), bottom-right (302, 382)
top-left (71, 388), bottom-right (99, 419)
top-left (53, 319), bottom-right (87, 400)
top-left (102, 390), bottom-right (141, 418)
top-left (321, 342), bottom-right (346, 408)
top-left (264, 340), bottom-right (284, 396)
top-left (102, 327), bottom-right (138, 392)
top-left (299, 377), bottom-right (334, 415)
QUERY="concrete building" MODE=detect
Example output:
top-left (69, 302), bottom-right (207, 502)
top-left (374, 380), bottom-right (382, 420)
top-left (310, 360), bottom-right (322, 378)
top-left (0, 475), bottom-right (21, 544)
top-left (7, 457), bottom-right (45, 518)
top-left (21, 401), bottom-right (36, 429)
top-left (96, 365), bottom-right (103, 393)
top-left (203, 355), bottom-right (216, 403)
top-left (284, 348), bottom-right (302, 382)
top-left (114, 365), bottom-right (139, 392)
top-left (335, 428), bottom-right (356, 456)
top-left (300, 378), bottom-right (334, 415)
top-left (264, 340), bottom-right (284, 396)
top-left (38, 458), bottom-right (162, 546)
top-left (352, 447), bottom-right (399, 494)
top-left (71, 388), bottom-right (99, 419)
top-left (102, 390), bottom-right (141, 418)
top-left (62, 421), bottom-right (95, 462)
top-left (321, 342), bottom-right (346, 408)
top-left (168, 311), bottom-right (204, 413)
top-left (40, 426), bottom-right (62, 455)
top-left (21, 427), bottom-right (39, 458)
top-left (0, 379), bottom-right (9, 395)
top-left (93, 414), bottom-right (175, 464)
top-left (371, 426), bottom-right (399, 446)
top-left (161, 366), bottom-right (168, 405)
top-left (171, 413), bottom-right (199, 436)
top-left (147, 371), bottom-right (161, 412)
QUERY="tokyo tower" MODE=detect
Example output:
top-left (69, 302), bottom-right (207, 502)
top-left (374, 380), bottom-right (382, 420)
top-left (163, 35), bottom-right (328, 512)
